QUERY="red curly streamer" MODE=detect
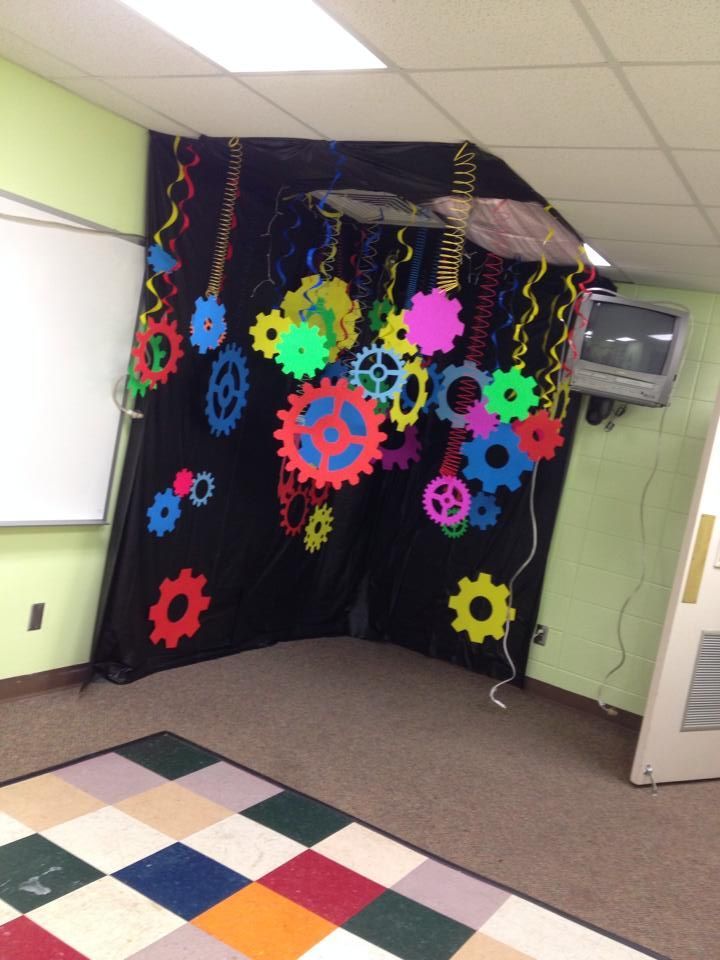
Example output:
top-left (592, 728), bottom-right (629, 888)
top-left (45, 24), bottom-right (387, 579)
top-left (160, 141), bottom-right (200, 324)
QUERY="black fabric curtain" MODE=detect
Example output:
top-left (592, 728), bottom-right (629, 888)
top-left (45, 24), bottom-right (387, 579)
top-left (92, 134), bottom-right (586, 685)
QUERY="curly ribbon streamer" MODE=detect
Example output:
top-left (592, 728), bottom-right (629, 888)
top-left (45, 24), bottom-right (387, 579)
top-left (437, 142), bottom-right (476, 294)
top-left (440, 254), bottom-right (505, 478)
top-left (317, 205), bottom-right (343, 281)
top-left (205, 137), bottom-right (243, 298)
top-left (385, 211), bottom-right (417, 307)
top-left (275, 199), bottom-right (303, 294)
top-left (404, 228), bottom-right (427, 308)
top-left (354, 225), bottom-right (381, 311)
top-left (539, 255), bottom-right (584, 411)
top-left (511, 213), bottom-right (554, 369)
top-left (159, 141), bottom-right (199, 326)
top-left (492, 261), bottom-right (521, 362)
top-left (299, 141), bottom-right (345, 323)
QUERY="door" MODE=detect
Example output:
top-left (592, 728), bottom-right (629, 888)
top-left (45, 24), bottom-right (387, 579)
top-left (631, 388), bottom-right (720, 785)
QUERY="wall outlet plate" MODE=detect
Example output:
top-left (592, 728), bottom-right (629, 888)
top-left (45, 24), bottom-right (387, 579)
top-left (533, 624), bottom-right (548, 646)
top-left (28, 603), bottom-right (44, 631)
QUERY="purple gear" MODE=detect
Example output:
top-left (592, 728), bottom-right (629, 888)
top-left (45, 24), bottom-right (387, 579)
top-left (380, 425), bottom-right (421, 471)
top-left (422, 475), bottom-right (471, 526)
top-left (404, 288), bottom-right (464, 356)
top-left (466, 398), bottom-right (500, 439)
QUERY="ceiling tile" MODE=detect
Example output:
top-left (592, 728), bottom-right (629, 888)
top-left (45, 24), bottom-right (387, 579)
top-left (495, 148), bottom-right (693, 204)
top-left (0, 28), bottom-right (84, 78)
top-left (243, 73), bottom-right (465, 141)
top-left (624, 66), bottom-right (720, 150)
top-left (56, 78), bottom-right (198, 136)
top-left (705, 208), bottom-right (720, 233)
top-left (623, 272), bottom-right (720, 295)
top-left (582, 0), bottom-right (720, 62)
top-left (412, 67), bottom-right (655, 148)
top-left (0, 0), bottom-right (219, 76)
top-left (673, 151), bottom-right (720, 205)
top-left (587, 238), bottom-right (720, 276)
top-left (108, 77), bottom-right (318, 138)
top-left (547, 200), bottom-right (717, 244)
top-left (316, 0), bottom-right (603, 68)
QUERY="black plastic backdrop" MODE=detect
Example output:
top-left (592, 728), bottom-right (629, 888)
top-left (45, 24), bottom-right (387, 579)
top-left (93, 134), bottom-right (583, 684)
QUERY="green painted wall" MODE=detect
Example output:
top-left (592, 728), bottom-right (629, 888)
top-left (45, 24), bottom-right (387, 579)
top-left (0, 59), bottom-right (147, 680)
top-left (528, 285), bottom-right (720, 715)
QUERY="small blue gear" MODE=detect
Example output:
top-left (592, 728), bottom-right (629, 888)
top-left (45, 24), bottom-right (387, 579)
top-left (468, 491), bottom-right (501, 530)
top-left (320, 359), bottom-right (349, 382)
top-left (189, 470), bottom-right (215, 507)
top-left (190, 295), bottom-right (227, 354)
top-left (461, 423), bottom-right (533, 493)
top-left (349, 345), bottom-right (406, 400)
top-left (147, 488), bottom-right (181, 537)
top-left (436, 363), bottom-right (491, 427)
top-left (424, 362), bottom-right (445, 413)
top-left (205, 342), bottom-right (250, 437)
top-left (147, 243), bottom-right (177, 274)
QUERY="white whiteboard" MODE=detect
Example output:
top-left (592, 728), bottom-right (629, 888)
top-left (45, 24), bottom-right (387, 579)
top-left (0, 194), bottom-right (145, 525)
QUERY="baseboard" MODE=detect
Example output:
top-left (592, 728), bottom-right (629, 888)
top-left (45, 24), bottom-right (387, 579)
top-left (0, 663), bottom-right (91, 702)
top-left (525, 677), bottom-right (643, 731)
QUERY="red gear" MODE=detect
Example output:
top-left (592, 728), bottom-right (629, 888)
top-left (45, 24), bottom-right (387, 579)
top-left (279, 492), bottom-right (310, 537)
top-left (173, 468), bottom-right (194, 498)
top-left (148, 568), bottom-right (211, 649)
top-left (512, 410), bottom-right (564, 462)
top-left (274, 378), bottom-right (385, 490)
top-left (131, 315), bottom-right (184, 387)
top-left (277, 458), bottom-right (328, 536)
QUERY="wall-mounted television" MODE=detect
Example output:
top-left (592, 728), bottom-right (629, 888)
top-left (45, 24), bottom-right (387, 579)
top-left (568, 291), bottom-right (690, 408)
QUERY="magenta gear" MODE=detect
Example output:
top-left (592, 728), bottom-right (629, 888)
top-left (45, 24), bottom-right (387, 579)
top-left (404, 288), bottom-right (464, 356)
top-left (380, 425), bottom-right (421, 471)
top-left (173, 468), bottom-right (195, 498)
top-left (422, 475), bottom-right (471, 526)
top-left (466, 399), bottom-right (500, 439)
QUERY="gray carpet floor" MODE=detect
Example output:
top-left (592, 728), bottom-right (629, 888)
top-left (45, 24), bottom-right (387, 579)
top-left (1, 637), bottom-right (716, 960)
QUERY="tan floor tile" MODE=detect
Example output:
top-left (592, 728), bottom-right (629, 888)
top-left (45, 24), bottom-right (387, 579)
top-left (452, 931), bottom-right (534, 959)
top-left (115, 782), bottom-right (233, 839)
top-left (0, 774), bottom-right (103, 831)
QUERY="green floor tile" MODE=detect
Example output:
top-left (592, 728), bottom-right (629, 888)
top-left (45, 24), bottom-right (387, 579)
top-left (344, 890), bottom-right (474, 960)
top-left (116, 734), bottom-right (218, 779)
top-left (242, 791), bottom-right (352, 846)
top-left (0, 834), bottom-right (102, 913)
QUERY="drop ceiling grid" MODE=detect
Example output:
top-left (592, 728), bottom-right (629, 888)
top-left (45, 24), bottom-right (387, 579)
top-left (0, 0), bottom-right (719, 290)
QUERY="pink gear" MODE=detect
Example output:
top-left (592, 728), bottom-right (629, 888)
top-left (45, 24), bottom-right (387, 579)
top-left (512, 409), bottom-right (565, 462)
top-left (404, 288), bottom-right (464, 356)
top-left (422, 475), bottom-right (471, 526)
top-left (173, 468), bottom-right (195, 498)
top-left (380, 425), bottom-right (421, 471)
top-left (466, 399), bottom-right (500, 439)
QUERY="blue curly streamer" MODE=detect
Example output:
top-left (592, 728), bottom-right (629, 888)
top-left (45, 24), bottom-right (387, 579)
top-left (492, 263), bottom-right (521, 364)
top-left (301, 141), bottom-right (345, 323)
top-left (275, 199), bottom-right (302, 296)
top-left (404, 228), bottom-right (427, 308)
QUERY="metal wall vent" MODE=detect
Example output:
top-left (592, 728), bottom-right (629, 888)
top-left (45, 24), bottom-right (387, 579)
top-left (309, 190), bottom-right (445, 227)
top-left (682, 631), bottom-right (720, 731)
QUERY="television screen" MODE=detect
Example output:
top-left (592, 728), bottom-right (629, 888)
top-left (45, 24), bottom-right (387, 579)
top-left (580, 301), bottom-right (676, 375)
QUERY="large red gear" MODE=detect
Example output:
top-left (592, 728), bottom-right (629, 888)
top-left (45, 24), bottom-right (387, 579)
top-left (512, 409), bottom-right (565, 462)
top-left (148, 568), bottom-right (211, 649)
top-left (274, 378), bottom-right (386, 490)
top-left (131, 315), bottom-right (184, 387)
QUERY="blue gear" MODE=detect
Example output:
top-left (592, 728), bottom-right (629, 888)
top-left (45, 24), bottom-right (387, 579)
top-left (189, 470), bottom-right (215, 507)
top-left (190, 295), bottom-right (227, 354)
top-left (461, 423), bottom-right (533, 493)
top-left (349, 345), bottom-right (406, 400)
top-left (399, 361), bottom-right (444, 413)
top-left (205, 342), bottom-right (250, 437)
top-left (147, 488), bottom-right (181, 537)
top-left (468, 491), bottom-right (501, 530)
top-left (436, 363), bottom-right (491, 427)
top-left (147, 243), bottom-right (177, 274)
top-left (320, 359), bottom-right (349, 382)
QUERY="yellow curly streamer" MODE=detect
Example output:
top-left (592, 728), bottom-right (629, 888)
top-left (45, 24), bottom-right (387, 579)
top-left (437, 142), bottom-right (476, 293)
top-left (511, 211), bottom-right (555, 368)
top-left (542, 252), bottom-right (584, 414)
top-left (385, 206), bottom-right (416, 307)
top-left (315, 203), bottom-right (343, 280)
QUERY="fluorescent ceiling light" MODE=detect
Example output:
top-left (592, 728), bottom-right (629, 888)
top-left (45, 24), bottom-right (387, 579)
top-left (121, 0), bottom-right (385, 72)
top-left (583, 243), bottom-right (611, 267)
top-left (615, 337), bottom-right (636, 342)
top-left (649, 333), bottom-right (673, 341)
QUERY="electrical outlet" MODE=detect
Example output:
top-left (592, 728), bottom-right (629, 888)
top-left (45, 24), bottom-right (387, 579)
top-left (28, 603), bottom-right (45, 631)
top-left (533, 623), bottom-right (548, 646)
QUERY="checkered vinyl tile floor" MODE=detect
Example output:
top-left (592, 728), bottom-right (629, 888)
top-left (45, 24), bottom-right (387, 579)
top-left (0, 733), bottom-right (662, 960)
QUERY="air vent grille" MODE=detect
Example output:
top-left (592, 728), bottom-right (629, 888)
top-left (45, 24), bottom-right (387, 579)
top-left (682, 631), bottom-right (720, 731)
top-left (309, 190), bottom-right (445, 227)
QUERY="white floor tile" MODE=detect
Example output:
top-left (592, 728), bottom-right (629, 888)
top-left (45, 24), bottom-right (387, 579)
top-left (312, 823), bottom-right (426, 887)
top-left (298, 928), bottom-right (402, 959)
top-left (0, 900), bottom-right (20, 925)
top-left (0, 811), bottom-right (34, 846)
top-left (183, 814), bottom-right (306, 880)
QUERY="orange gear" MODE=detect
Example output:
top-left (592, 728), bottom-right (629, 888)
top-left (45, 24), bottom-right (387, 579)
top-left (148, 568), bottom-right (211, 649)
top-left (131, 315), bottom-right (184, 387)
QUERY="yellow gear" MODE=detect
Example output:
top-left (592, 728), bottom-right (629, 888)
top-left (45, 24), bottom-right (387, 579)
top-left (304, 504), bottom-right (334, 553)
top-left (378, 310), bottom-right (417, 359)
top-left (249, 309), bottom-right (292, 359)
top-left (390, 358), bottom-right (429, 431)
top-left (448, 572), bottom-right (516, 645)
top-left (281, 275), bottom-right (361, 359)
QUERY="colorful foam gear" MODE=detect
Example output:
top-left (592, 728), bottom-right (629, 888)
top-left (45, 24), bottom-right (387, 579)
top-left (127, 334), bottom-right (166, 398)
top-left (349, 346), bottom-right (407, 401)
top-left (189, 471), bottom-right (215, 507)
top-left (190, 295), bottom-right (227, 354)
top-left (368, 297), bottom-right (392, 333)
top-left (512, 409), bottom-right (565, 462)
top-left (249, 309), bottom-right (292, 360)
top-left (274, 322), bottom-right (330, 379)
top-left (449, 571), bottom-right (516, 644)
top-left (441, 518), bottom-right (469, 539)
top-left (147, 243), bottom-right (178, 275)
top-left (274, 378), bottom-right (386, 490)
top-left (280, 275), bottom-right (360, 359)
top-left (131, 316), bottom-right (184, 388)
top-left (404, 288), bottom-right (464, 356)
top-left (468, 491), bottom-right (501, 530)
top-left (389, 358), bottom-right (429, 431)
top-left (461, 423), bottom-right (533, 494)
top-left (146, 488), bottom-right (182, 538)
top-left (304, 503), bottom-right (334, 553)
top-left (205, 343), bottom-right (250, 437)
top-left (435, 362), bottom-right (491, 428)
top-left (422, 475), bottom-right (471, 526)
top-left (380, 424), bottom-right (421, 471)
top-left (148, 568), bottom-right (211, 649)
top-left (173, 469), bottom-right (195, 498)
top-left (484, 367), bottom-right (539, 423)
top-left (466, 398), bottom-right (500, 439)
top-left (377, 310), bottom-right (417, 359)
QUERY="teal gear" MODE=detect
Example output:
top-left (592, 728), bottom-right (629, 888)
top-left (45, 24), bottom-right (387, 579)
top-left (275, 322), bottom-right (330, 379)
top-left (484, 367), bottom-right (539, 423)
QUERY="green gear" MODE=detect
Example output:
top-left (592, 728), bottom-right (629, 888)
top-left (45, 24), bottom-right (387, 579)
top-left (305, 298), bottom-right (337, 350)
top-left (128, 334), bottom-right (166, 398)
top-left (275, 322), bottom-right (330, 379)
top-left (441, 518), bottom-right (469, 539)
top-left (484, 367), bottom-right (539, 423)
top-left (368, 297), bottom-right (392, 333)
